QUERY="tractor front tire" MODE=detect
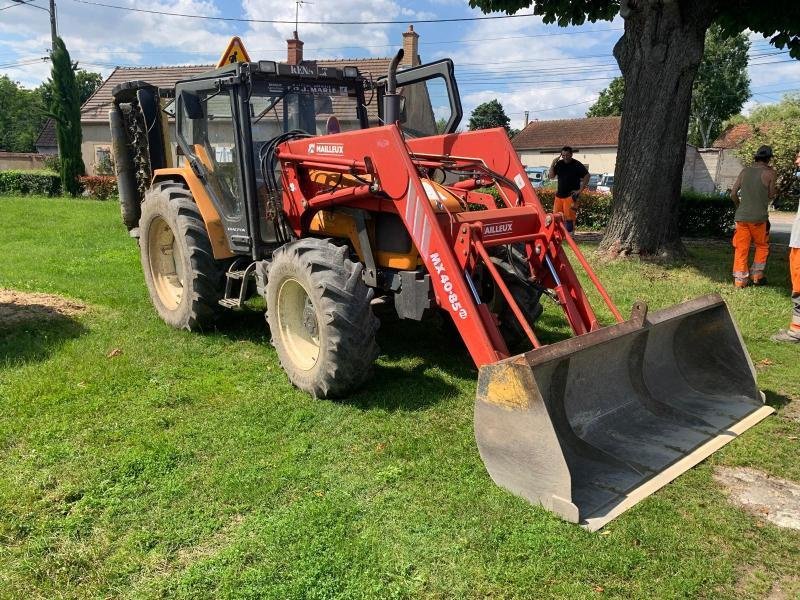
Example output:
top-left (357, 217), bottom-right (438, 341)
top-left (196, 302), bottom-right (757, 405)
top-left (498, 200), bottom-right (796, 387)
top-left (139, 181), bottom-right (228, 330)
top-left (265, 238), bottom-right (379, 398)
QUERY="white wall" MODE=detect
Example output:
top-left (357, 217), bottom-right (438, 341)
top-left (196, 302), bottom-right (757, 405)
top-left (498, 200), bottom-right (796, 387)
top-left (517, 147), bottom-right (617, 175)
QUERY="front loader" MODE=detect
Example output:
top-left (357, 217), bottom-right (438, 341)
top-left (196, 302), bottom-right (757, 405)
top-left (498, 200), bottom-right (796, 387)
top-left (109, 44), bottom-right (772, 529)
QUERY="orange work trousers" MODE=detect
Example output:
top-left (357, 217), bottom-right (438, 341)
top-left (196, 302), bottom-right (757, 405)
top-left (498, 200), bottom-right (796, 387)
top-left (791, 247), bottom-right (800, 332)
top-left (732, 221), bottom-right (769, 286)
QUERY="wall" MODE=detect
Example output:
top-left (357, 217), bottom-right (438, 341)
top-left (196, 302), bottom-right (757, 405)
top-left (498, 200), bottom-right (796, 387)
top-left (517, 147), bottom-right (617, 175)
top-left (716, 149), bottom-right (743, 193)
top-left (81, 122), bottom-right (113, 176)
top-left (0, 152), bottom-right (47, 171)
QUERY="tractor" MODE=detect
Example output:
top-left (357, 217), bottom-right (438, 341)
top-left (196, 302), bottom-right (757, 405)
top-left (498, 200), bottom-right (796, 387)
top-left (109, 44), bottom-right (772, 530)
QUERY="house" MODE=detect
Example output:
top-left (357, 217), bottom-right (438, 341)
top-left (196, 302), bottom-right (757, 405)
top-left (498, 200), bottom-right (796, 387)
top-left (512, 116), bottom-right (749, 193)
top-left (35, 119), bottom-right (57, 155)
top-left (78, 27), bottom-right (422, 175)
top-left (511, 117), bottom-right (622, 175)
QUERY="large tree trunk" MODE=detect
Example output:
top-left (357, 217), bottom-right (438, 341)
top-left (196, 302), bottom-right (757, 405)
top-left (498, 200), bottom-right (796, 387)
top-left (599, 0), bottom-right (717, 258)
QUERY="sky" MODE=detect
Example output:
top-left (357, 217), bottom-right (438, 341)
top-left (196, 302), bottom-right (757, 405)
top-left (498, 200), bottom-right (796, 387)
top-left (1, 0), bottom-right (800, 130)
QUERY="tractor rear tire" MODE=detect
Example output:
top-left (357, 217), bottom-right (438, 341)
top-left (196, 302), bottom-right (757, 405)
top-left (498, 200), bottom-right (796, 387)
top-left (265, 238), bottom-right (379, 398)
top-left (139, 181), bottom-right (229, 330)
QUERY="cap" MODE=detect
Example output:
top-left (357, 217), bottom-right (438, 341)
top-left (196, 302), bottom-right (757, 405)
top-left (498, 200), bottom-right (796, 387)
top-left (754, 145), bottom-right (773, 160)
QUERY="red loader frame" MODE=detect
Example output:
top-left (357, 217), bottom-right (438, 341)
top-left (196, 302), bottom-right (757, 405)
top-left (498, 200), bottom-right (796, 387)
top-left (276, 125), bottom-right (624, 367)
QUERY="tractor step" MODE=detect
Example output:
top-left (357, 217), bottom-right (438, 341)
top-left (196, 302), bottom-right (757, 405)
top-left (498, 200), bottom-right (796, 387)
top-left (219, 260), bottom-right (257, 309)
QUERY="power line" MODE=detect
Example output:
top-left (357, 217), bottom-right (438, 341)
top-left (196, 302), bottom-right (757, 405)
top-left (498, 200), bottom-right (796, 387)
top-left (69, 0), bottom-right (540, 25)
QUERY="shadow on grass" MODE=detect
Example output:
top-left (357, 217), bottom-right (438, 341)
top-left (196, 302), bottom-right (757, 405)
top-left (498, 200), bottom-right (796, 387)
top-left (0, 304), bottom-right (86, 365)
top-left (763, 389), bottom-right (792, 411)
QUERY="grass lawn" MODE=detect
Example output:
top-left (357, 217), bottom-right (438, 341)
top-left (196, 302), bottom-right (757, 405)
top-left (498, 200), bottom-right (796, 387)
top-left (1, 196), bottom-right (798, 599)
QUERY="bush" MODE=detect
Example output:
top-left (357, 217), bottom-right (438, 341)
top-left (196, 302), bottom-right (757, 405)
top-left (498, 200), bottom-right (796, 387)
top-left (678, 190), bottom-right (735, 238)
top-left (0, 170), bottom-right (61, 196)
top-left (473, 185), bottom-right (735, 237)
top-left (79, 175), bottom-right (117, 200)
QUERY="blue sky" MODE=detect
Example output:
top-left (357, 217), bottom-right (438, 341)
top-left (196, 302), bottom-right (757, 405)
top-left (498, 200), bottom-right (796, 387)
top-left (2, 0), bottom-right (799, 130)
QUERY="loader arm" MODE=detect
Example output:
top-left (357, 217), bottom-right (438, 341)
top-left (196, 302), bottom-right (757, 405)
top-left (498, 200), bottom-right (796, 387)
top-left (276, 125), bottom-right (623, 366)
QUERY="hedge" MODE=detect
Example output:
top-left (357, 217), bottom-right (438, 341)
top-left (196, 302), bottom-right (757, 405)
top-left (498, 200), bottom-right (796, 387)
top-left (480, 187), bottom-right (736, 238)
top-left (0, 170), bottom-right (61, 196)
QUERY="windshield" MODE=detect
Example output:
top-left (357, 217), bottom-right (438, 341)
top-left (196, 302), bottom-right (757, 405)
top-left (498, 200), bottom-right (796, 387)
top-left (248, 79), bottom-right (363, 145)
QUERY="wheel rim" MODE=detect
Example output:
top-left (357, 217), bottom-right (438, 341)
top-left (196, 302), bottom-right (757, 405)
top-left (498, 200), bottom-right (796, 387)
top-left (276, 278), bottom-right (320, 371)
top-left (147, 216), bottom-right (185, 310)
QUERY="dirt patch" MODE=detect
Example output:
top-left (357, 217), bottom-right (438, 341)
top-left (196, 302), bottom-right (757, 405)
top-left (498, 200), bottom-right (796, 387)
top-left (781, 400), bottom-right (800, 423)
top-left (714, 467), bottom-right (800, 530)
top-left (767, 576), bottom-right (800, 600)
top-left (0, 289), bottom-right (86, 327)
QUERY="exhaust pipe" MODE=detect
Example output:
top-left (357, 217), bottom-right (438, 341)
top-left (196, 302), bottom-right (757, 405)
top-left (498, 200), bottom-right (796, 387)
top-left (383, 49), bottom-right (404, 125)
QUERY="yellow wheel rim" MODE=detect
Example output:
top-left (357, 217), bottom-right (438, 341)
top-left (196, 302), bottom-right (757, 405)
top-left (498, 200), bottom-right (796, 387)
top-left (276, 278), bottom-right (320, 371)
top-left (147, 216), bottom-right (184, 310)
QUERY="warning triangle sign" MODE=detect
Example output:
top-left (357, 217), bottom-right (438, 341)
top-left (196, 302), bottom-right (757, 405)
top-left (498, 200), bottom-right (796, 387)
top-left (217, 36), bottom-right (251, 68)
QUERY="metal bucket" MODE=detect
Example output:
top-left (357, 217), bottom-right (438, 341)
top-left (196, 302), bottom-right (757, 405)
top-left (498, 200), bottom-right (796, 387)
top-left (474, 294), bottom-right (774, 530)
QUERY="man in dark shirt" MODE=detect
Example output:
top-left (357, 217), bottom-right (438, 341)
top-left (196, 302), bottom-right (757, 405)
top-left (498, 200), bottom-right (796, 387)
top-left (548, 146), bottom-right (590, 233)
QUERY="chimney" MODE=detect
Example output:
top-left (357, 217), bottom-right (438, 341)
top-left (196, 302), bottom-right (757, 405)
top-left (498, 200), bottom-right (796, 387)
top-left (401, 24), bottom-right (419, 67)
top-left (287, 31), bottom-right (304, 65)
top-left (524, 111), bottom-right (529, 128)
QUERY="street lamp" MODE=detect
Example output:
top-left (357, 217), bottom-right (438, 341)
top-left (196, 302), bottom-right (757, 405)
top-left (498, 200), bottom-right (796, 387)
top-left (12, 0), bottom-right (57, 49)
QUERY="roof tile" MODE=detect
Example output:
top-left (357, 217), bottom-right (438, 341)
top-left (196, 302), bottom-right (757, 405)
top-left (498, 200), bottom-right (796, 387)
top-left (511, 116), bottom-right (621, 150)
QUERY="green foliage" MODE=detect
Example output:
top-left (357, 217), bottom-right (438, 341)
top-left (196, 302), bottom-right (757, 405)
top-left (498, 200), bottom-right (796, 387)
top-left (38, 68), bottom-right (102, 108)
top-left (49, 37), bottom-right (86, 197)
top-left (42, 154), bottom-right (61, 173)
top-left (586, 76), bottom-right (624, 117)
top-left (435, 117), bottom-right (448, 134)
top-left (468, 99), bottom-right (511, 133)
top-left (746, 93), bottom-right (800, 125)
top-left (532, 187), bottom-right (735, 236)
top-left (0, 170), bottom-right (61, 196)
top-left (689, 25), bottom-right (751, 147)
top-left (735, 114), bottom-right (800, 211)
top-left (79, 175), bottom-right (117, 200)
top-left (0, 76), bottom-right (46, 152)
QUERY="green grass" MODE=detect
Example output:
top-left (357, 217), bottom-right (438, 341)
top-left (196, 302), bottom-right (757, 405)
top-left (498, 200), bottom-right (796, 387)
top-left (0, 196), bottom-right (798, 599)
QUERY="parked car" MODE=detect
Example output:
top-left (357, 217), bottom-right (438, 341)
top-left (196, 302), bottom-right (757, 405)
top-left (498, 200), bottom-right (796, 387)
top-left (587, 173), bottom-right (602, 191)
top-left (597, 173), bottom-right (614, 194)
top-left (525, 166), bottom-right (548, 189)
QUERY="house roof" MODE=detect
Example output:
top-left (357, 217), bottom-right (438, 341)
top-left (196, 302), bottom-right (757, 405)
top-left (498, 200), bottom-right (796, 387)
top-left (35, 118), bottom-right (57, 148)
top-left (80, 58), bottom-right (392, 123)
top-left (712, 123), bottom-right (756, 149)
top-left (511, 116), bottom-right (621, 150)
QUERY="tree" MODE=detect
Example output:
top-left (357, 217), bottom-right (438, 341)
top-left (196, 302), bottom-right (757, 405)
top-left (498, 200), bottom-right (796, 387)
top-left (688, 25), bottom-right (750, 147)
top-left (586, 76), bottom-right (624, 117)
top-left (469, 0), bottom-right (800, 257)
top-left (0, 76), bottom-right (46, 152)
top-left (745, 93), bottom-right (800, 124)
top-left (588, 24), bottom-right (750, 144)
top-left (38, 68), bottom-right (103, 108)
top-left (49, 37), bottom-right (85, 196)
top-left (468, 99), bottom-right (512, 133)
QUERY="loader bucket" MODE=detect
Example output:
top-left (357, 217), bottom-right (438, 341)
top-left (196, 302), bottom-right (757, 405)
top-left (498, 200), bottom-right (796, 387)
top-left (474, 294), bottom-right (774, 531)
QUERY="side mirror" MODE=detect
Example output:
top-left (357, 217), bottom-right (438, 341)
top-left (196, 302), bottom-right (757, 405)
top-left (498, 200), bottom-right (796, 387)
top-left (181, 91), bottom-right (204, 120)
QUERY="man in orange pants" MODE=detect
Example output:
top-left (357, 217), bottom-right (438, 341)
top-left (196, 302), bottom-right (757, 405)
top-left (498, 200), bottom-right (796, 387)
top-left (730, 145), bottom-right (777, 287)
top-left (549, 146), bottom-right (589, 233)
top-left (772, 150), bottom-right (800, 343)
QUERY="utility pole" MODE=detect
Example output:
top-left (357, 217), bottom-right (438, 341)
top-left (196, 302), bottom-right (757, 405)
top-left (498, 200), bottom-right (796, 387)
top-left (11, 0), bottom-right (58, 49)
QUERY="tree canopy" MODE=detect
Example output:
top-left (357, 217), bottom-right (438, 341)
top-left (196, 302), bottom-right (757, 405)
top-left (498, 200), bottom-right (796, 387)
top-left (0, 76), bottom-right (46, 152)
top-left (586, 76), bottom-right (624, 117)
top-left (688, 25), bottom-right (750, 147)
top-left (468, 99), bottom-right (512, 133)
